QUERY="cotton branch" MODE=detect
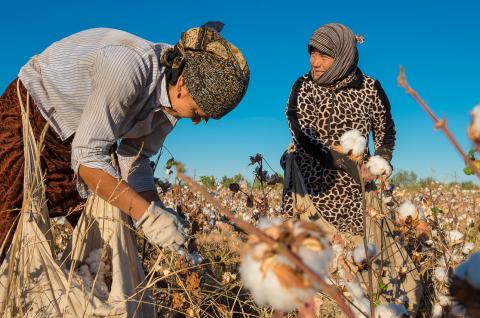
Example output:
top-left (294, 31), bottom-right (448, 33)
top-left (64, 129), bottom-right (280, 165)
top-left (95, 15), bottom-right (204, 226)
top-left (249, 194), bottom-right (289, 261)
top-left (398, 67), bottom-right (480, 179)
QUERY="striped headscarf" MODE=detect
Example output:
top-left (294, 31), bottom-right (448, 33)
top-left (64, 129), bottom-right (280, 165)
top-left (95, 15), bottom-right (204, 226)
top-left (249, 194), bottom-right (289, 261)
top-left (160, 22), bottom-right (250, 119)
top-left (308, 23), bottom-right (362, 86)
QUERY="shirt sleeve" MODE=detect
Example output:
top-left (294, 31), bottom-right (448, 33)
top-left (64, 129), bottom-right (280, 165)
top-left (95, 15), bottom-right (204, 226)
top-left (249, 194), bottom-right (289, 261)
top-left (71, 45), bottom-right (149, 198)
top-left (371, 80), bottom-right (396, 162)
top-left (116, 119), bottom-right (174, 193)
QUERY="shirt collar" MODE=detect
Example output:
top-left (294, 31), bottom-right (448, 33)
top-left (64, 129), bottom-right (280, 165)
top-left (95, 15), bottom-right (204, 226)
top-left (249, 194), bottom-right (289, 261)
top-left (159, 73), bottom-right (171, 108)
top-left (158, 73), bottom-right (178, 125)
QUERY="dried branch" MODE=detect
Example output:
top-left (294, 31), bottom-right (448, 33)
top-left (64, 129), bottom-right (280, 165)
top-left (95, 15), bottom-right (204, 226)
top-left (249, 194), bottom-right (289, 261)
top-left (175, 169), bottom-right (355, 318)
top-left (398, 67), bottom-right (480, 179)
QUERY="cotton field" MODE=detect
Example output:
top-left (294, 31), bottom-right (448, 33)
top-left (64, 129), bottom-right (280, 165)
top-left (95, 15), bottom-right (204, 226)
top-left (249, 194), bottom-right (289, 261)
top-left (48, 172), bottom-right (479, 318)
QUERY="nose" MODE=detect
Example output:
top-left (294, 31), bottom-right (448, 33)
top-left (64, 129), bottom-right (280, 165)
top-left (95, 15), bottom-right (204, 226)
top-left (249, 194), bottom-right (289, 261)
top-left (311, 54), bottom-right (322, 68)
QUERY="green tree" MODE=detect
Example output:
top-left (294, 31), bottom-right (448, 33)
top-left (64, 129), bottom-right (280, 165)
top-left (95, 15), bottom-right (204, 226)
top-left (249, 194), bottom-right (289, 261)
top-left (390, 170), bottom-right (418, 188)
top-left (199, 175), bottom-right (216, 189)
top-left (220, 173), bottom-right (245, 188)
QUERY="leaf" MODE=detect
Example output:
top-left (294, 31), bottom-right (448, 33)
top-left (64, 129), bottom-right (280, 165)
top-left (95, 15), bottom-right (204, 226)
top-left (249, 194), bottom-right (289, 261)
top-left (431, 207), bottom-right (443, 214)
top-left (468, 148), bottom-right (477, 159)
top-left (166, 158), bottom-right (175, 169)
top-left (464, 167), bottom-right (474, 175)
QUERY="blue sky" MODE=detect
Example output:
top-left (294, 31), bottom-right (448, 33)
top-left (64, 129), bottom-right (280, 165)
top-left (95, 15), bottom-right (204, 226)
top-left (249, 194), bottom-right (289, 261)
top-left (1, 0), bottom-right (479, 182)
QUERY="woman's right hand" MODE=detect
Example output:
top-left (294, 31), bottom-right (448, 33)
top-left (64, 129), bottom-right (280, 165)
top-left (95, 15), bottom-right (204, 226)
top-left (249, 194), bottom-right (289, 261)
top-left (134, 202), bottom-right (187, 251)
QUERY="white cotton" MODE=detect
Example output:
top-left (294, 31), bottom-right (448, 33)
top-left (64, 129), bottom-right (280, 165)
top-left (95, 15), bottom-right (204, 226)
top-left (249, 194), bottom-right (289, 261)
top-left (240, 220), bottom-right (332, 312)
top-left (340, 129), bottom-right (367, 156)
top-left (397, 201), bottom-right (417, 222)
top-left (257, 217), bottom-right (282, 230)
top-left (353, 243), bottom-right (377, 265)
top-left (375, 303), bottom-right (408, 318)
top-left (432, 303), bottom-right (443, 318)
top-left (76, 264), bottom-right (93, 289)
top-left (470, 105), bottom-right (480, 138)
top-left (85, 249), bottom-right (105, 274)
top-left (366, 156), bottom-right (392, 176)
top-left (298, 238), bottom-right (332, 278)
top-left (446, 230), bottom-right (464, 245)
top-left (434, 267), bottom-right (449, 283)
top-left (239, 243), bottom-right (314, 312)
top-left (437, 294), bottom-right (450, 307)
top-left (462, 242), bottom-right (475, 255)
top-left (331, 244), bottom-right (344, 271)
top-left (345, 280), bottom-right (370, 317)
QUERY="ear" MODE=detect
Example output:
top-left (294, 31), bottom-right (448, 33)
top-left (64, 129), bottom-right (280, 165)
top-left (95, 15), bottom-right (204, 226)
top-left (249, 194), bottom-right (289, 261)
top-left (176, 74), bottom-right (187, 90)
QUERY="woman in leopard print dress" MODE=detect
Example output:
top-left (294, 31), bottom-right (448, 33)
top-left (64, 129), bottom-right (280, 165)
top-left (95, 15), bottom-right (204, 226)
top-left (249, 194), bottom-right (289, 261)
top-left (282, 23), bottom-right (396, 234)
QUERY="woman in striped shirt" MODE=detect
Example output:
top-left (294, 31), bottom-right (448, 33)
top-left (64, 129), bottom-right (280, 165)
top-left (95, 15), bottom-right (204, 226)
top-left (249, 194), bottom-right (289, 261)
top-left (0, 23), bottom-right (249, 259)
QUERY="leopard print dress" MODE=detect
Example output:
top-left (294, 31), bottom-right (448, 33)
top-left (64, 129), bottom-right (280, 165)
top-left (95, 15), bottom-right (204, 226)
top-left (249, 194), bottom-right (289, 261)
top-left (282, 69), bottom-right (395, 234)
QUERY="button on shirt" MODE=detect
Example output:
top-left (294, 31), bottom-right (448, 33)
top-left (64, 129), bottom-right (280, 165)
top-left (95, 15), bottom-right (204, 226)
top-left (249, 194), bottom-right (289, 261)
top-left (18, 28), bottom-right (178, 198)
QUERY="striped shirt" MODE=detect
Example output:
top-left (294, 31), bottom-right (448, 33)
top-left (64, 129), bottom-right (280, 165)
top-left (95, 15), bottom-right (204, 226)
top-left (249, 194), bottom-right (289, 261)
top-left (18, 28), bottom-right (177, 198)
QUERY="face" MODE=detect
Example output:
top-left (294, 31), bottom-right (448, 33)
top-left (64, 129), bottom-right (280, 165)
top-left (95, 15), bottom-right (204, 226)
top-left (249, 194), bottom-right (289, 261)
top-left (166, 76), bottom-right (209, 125)
top-left (309, 49), bottom-right (335, 80)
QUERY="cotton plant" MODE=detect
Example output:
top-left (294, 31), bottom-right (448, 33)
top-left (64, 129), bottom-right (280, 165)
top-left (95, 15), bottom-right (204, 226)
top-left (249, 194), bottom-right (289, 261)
top-left (239, 218), bottom-right (332, 312)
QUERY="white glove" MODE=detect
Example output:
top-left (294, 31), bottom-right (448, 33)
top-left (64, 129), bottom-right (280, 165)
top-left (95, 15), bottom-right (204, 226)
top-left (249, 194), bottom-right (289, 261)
top-left (134, 202), bottom-right (187, 251)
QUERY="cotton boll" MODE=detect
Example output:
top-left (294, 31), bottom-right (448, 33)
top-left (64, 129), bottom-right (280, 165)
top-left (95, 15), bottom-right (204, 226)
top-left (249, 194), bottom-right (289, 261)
top-left (76, 264), bottom-right (93, 289)
top-left (468, 105), bottom-right (480, 142)
top-left (366, 156), bottom-right (392, 176)
top-left (240, 244), bottom-right (313, 312)
top-left (353, 243), bottom-right (377, 265)
top-left (340, 129), bottom-right (367, 157)
top-left (331, 244), bottom-right (344, 271)
top-left (437, 294), bottom-right (450, 307)
top-left (240, 244), bottom-right (271, 306)
top-left (257, 217), bottom-right (282, 230)
top-left (375, 303), bottom-right (407, 318)
top-left (345, 280), bottom-right (370, 317)
top-left (85, 248), bottom-right (104, 274)
top-left (446, 230), bottom-right (464, 245)
top-left (434, 267), bottom-right (449, 283)
top-left (462, 242), bottom-right (475, 255)
top-left (431, 303), bottom-right (443, 318)
top-left (240, 219), bottom-right (331, 312)
top-left (298, 237), bottom-right (332, 278)
top-left (397, 201), bottom-right (418, 223)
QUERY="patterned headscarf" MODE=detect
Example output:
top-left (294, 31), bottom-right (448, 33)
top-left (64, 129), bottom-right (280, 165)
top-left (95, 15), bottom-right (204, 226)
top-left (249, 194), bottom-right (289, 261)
top-left (160, 23), bottom-right (250, 119)
top-left (308, 23), bottom-right (363, 86)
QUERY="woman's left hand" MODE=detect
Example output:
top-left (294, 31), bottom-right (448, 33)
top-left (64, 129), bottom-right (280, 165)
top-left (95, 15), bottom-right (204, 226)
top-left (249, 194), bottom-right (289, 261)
top-left (360, 164), bottom-right (376, 183)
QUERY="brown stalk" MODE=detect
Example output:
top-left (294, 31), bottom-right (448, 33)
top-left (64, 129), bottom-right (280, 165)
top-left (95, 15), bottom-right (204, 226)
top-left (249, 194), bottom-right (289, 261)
top-left (357, 165), bottom-right (375, 318)
top-left (398, 67), bottom-right (480, 179)
top-left (176, 171), bottom-right (355, 318)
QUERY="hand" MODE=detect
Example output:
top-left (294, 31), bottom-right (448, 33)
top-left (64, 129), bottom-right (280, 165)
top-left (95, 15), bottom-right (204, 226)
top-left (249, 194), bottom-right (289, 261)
top-left (360, 164), bottom-right (376, 183)
top-left (134, 202), bottom-right (187, 251)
